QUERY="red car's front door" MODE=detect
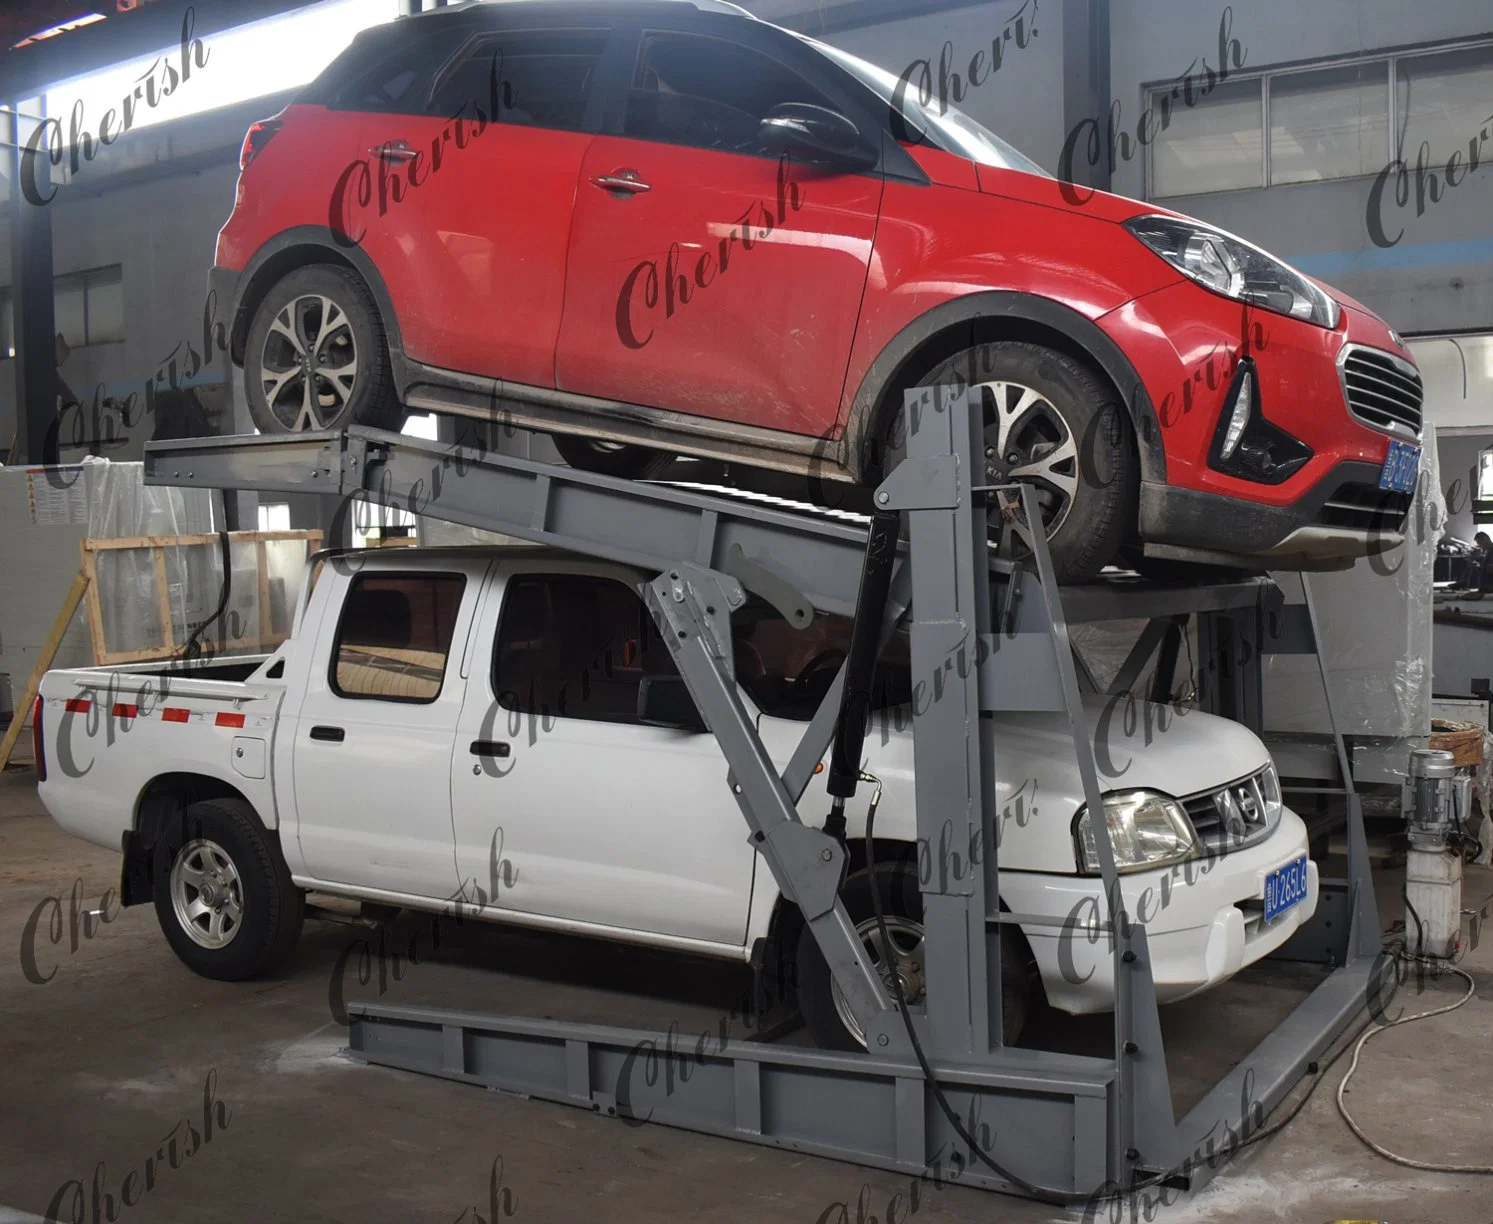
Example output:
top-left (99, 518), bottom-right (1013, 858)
top-left (555, 29), bottom-right (883, 442)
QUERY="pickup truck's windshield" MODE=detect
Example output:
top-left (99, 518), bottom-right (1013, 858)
top-left (733, 598), bottom-right (911, 721)
top-left (804, 37), bottom-right (1052, 178)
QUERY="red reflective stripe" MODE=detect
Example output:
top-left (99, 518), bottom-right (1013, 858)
top-left (64, 698), bottom-right (91, 714)
top-left (215, 712), bottom-right (246, 729)
top-left (112, 703), bottom-right (138, 719)
top-left (161, 708), bottom-right (190, 723)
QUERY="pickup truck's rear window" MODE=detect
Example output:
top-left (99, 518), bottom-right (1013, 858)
top-left (331, 572), bottom-right (466, 703)
top-left (733, 598), bottom-right (911, 721)
top-left (494, 573), bottom-right (674, 722)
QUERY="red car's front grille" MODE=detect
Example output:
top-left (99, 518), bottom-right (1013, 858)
top-left (1340, 346), bottom-right (1424, 438)
top-left (1316, 480), bottom-right (1413, 534)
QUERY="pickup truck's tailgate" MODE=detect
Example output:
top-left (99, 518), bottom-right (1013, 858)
top-left (35, 667), bottom-right (287, 852)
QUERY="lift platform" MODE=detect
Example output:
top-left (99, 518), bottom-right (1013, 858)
top-left (143, 388), bottom-right (1384, 1205)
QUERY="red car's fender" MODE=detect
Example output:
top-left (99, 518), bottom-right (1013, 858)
top-left (836, 155), bottom-right (1183, 481)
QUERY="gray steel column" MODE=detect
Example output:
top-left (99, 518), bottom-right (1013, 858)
top-left (1061, 0), bottom-right (1112, 192)
top-left (6, 104), bottom-right (57, 465)
top-left (878, 385), bottom-right (995, 1059)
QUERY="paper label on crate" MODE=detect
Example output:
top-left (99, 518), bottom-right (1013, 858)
top-left (24, 469), bottom-right (88, 526)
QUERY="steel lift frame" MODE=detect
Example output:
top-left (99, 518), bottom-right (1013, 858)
top-left (143, 387), bottom-right (1384, 1202)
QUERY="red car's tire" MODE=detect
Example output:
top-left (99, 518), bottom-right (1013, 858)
top-left (552, 433), bottom-right (675, 480)
top-left (880, 341), bottom-right (1138, 584)
top-left (244, 264), bottom-right (403, 436)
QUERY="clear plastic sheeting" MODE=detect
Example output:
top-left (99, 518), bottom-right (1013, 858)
top-left (83, 455), bottom-right (212, 541)
top-left (1262, 444), bottom-right (1441, 740)
top-left (0, 458), bottom-right (214, 721)
top-left (1475, 728), bottom-right (1493, 866)
top-left (90, 534), bottom-right (319, 662)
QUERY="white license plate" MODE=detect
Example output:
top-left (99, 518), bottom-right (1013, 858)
top-left (1264, 854), bottom-right (1310, 923)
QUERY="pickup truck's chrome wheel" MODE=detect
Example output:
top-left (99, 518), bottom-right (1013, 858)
top-left (258, 294), bottom-right (359, 432)
top-left (830, 914), bottom-right (926, 1048)
top-left (170, 838), bottom-right (245, 949)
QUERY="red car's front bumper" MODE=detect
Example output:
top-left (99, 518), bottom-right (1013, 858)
top-left (1101, 282), bottom-right (1421, 568)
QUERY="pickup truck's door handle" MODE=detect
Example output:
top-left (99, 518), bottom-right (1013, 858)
top-left (469, 740), bottom-right (511, 758)
top-left (310, 725), bottom-right (345, 743)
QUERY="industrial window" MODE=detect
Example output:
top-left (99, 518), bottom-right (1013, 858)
top-left (0, 265), bottom-right (123, 358)
top-left (1399, 46), bottom-right (1493, 166)
top-left (1148, 39), bottom-right (1493, 198)
top-left (1149, 77), bottom-right (1264, 198)
top-left (1270, 62), bottom-right (1389, 185)
top-left (624, 31), bottom-right (834, 155)
top-left (427, 29), bottom-right (608, 131)
top-left (493, 573), bottom-right (676, 723)
top-left (330, 572), bottom-right (466, 703)
top-left (1475, 450), bottom-right (1493, 526)
top-left (53, 266), bottom-right (124, 348)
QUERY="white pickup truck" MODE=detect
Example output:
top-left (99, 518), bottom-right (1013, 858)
top-left (35, 545), bottom-right (1318, 1047)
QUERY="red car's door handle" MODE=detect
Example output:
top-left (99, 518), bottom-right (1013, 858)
top-left (371, 141), bottom-right (418, 163)
top-left (592, 169), bottom-right (650, 195)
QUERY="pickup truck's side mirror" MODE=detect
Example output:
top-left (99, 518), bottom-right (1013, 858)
top-left (638, 674), bottom-right (708, 734)
top-left (757, 103), bottom-right (878, 171)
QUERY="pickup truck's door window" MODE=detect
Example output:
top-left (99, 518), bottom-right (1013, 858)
top-left (451, 569), bottom-right (757, 944)
top-left (293, 570), bottom-right (474, 898)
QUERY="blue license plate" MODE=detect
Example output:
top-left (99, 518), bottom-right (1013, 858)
top-left (1264, 855), bottom-right (1310, 923)
top-left (1379, 440), bottom-right (1421, 493)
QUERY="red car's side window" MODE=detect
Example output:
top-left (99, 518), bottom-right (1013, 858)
top-left (624, 31), bottom-right (837, 157)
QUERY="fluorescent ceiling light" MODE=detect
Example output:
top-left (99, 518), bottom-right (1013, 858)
top-left (39, 0), bottom-right (396, 141)
top-left (15, 13), bottom-right (107, 49)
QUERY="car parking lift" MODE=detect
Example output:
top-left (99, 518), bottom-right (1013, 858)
top-left (143, 388), bottom-right (1385, 1203)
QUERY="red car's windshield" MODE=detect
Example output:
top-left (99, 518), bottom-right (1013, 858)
top-left (804, 36), bottom-right (1053, 178)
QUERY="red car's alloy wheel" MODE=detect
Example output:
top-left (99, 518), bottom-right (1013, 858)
top-left (258, 294), bottom-right (360, 432)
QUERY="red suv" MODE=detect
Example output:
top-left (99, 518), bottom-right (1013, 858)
top-left (212, 0), bottom-right (1423, 581)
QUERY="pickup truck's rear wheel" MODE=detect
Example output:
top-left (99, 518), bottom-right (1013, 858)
top-left (152, 797), bottom-right (304, 980)
top-left (797, 859), bottom-right (1030, 1050)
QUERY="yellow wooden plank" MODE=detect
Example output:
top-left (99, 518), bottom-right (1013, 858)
top-left (0, 570), bottom-right (90, 772)
top-left (80, 541), bottom-right (107, 665)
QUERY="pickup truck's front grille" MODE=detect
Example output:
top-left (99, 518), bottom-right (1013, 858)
top-left (1339, 345), bottom-right (1423, 439)
top-left (1181, 768), bottom-right (1279, 856)
top-left (1316, 481), bottom-right (1413, 534)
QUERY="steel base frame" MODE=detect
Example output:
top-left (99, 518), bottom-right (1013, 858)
top-left (146, 389), bottom-right (1384, 1203)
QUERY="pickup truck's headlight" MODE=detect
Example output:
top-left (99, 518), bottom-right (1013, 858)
top-left (1123, 214), bottom-right (1341, 330)
top-left (1074, 790), bottom-right (1199, 875)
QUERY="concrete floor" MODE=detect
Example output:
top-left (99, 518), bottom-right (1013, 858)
top-left (3, 766), bottom-right (1492, 1224)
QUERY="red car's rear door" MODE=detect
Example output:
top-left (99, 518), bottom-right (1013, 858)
top-left (344, 22), bottom-right (616, 387)
top-left (555, 27), bottom-right (883, 442)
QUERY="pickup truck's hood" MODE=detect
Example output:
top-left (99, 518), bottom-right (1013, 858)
top-left (992, 693), bottom-right (1271, 799)
top-left (828, 694), bottom-right (1274, 874)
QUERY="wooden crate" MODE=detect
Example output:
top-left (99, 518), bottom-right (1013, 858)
top-left (1430, 719), bottom-right (1485, 769)
top-left (81, 530), bottom-right (322, 665)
